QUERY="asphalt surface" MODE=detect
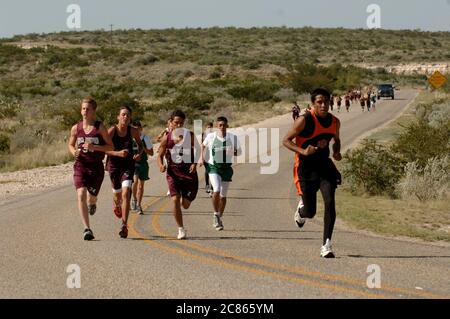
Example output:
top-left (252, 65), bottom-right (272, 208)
top-left (1, 89), bottom-right (449, 299)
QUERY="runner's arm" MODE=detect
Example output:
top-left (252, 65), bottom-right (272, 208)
top-left (144, 136), bottom-right (154, 156)
top-left (157, 134), bottom-right (168, 172)
top-left (68, 124), bottom-right (79, 158)
top-left (131, 127), bottom-right (144, 161)
top-left (156, 129), bottom-right (167, 143)
top-left (332, 119), bottom-right (342, 161)
top-left (189, 131), bottom-right (198, 172)
top-left (282, 116), bottom-right (318, 156)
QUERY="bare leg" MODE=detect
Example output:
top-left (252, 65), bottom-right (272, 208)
top-left (121, 187), bottom-right (131, 224)
top-left (113, 192), bottom-right (121, 207)
top-left (132, 175), bottom-right (139, 202)
top-left (172, 195), bottom-right (183, 227)
top-left (77, 188), bottom-right (89, 229)
top-left (219, 197), bottom-right (227, 217)
top-left (137, 180), bottom-right (145, 206)
top-left (87, 192), bottom-right (97, 206)
top-left (212, 192), bottom-right (220, 213)
top-left (181, 197), bottom-right (192, 210)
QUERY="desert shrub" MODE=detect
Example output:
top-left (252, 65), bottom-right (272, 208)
top-left (171, 86), bottom-right (214, 110)
top-left (274, 88), bottom-right (298, 102)
top-left (0, 44), bottom-right (29, 65)
top-left (209, 66), bottom-right (224, 79)
top-left (9, 122), bottom-right (58, 153)
top-left (0, 134), bottom-right (10, 154)
top-left (52, 102), bottom-right (81, 129)
top-left (136, 54), bottom-right (159, 65)
top-left (96, 93), bottom-right (144, 127)
top-left (227, 80), bottom-right (280, 102)
top-left (343, 139), bottom-right (404, 197)
top-left (210, 97), bottom-right (231, 109)
top-left (391, 120), bottom-right (449, 169)
top-left (0, 96), bottom-right (20, 119)
top-left (397, 155), bottom-right (450, 201)
top-left (43, 47), bottom-right (89, 68)
top-left (415, 101), bottom-right (450, 129)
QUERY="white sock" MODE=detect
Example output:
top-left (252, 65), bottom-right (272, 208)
top-left (178, 227), bottom-right (184, 231)
top-left (214, 212), bottom-right (220, 216)
top-left (324, 238), bottom-right (332, 247)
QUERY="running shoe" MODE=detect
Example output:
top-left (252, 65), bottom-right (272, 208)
top-left (136, 204), bottom-right (144, 215)
top-left (177, 228), bottom-right (187, 240)
top-left (88, 204), bottom-right (97, 216)
top-left (213, 214), bottom-right (224, 231)
top-left (83, 228), bottom-right (95, 241)
top-left (320, 239), bottom-right (335, 258)
top-left (131, 198), bottom-right (137, 211)
top-left (294, 198), bottom-right (306, 228)
top-left (119, 224), bottom-right (128, 239)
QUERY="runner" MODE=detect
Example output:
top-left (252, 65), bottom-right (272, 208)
top-left (68, 97), bottom-right (113, 240)
top-left (282, 88), bottom-right (342, 258)
top-left (131, 121), bottom-right (154, 215)
top-left (105, 106), bottom-right (145, 239)
top-left (203, 122), bottom-right (214, 197)
top-left (157, 110), bottom-right (199, 240)
top-left (329, 95), bottom-right (334, 112)
top-left (360, 95), bottom-right (366, 112)
top-left (344, 94), bottom-right (351, 112)
top-left (336, 96), bottom-right (342, 113)
top-left (366, 92), bottom-right (372, 112)
top-left (200, 116), bottom-right (242, 231)
top-left (370, 92), bottom-right (377, 111)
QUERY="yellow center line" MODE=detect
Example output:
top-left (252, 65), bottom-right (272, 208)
top-left (130, 206), bottom-right (383, 298)
top-left (129, 202), bottom-right (386, 299)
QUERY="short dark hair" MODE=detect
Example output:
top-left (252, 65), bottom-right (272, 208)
top-left (81, 97), bottom-right (97, 110)
top-left (311, 88), bottom-right (331, 103)
top-left (133, 120), bottom-right (142, 128)
top-left (170, 110), bottom-right (186, 120)
top-left (216, 116), bottom-right (228, 124)
top-left (119, 105), bottom-right (132, 114)
top-left (206, 122), bottom-right (213, 127)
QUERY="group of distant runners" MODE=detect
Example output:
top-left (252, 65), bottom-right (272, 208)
top-left (293, 89), bottom-right (377, 120)
top-left (70, 87), bottom-right (341, 258)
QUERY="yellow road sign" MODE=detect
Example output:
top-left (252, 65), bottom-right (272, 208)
top-left (428, 71), bottom-right (447, 89)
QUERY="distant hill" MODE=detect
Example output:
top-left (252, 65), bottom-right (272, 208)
top-left (0, 27), bottom-right (448, 172)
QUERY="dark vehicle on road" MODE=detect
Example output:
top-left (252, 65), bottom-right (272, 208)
top-left (377, 84), bottom-right (395, 100)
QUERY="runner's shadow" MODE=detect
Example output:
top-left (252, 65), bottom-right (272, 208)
top-left (130, 235), bottom-right (317, 241)
top-left (229, 229), bottom-right (321, 233)
top-left (347, 254), bottom-right (450, 259)
top-left (217, 196), bottom-right (295, 200)
top-left (145, 211), bottom-right (244, 216)
top-left (188, 236), bottom-right (317, 241)
top-left (143, 195), bottom-right (169, 199)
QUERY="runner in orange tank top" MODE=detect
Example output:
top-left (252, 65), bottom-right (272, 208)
top-left (283, 88), bottom-right (342, 258)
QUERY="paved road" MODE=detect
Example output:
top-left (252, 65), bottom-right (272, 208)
top-left (1, 89), bottom-right (449, 299)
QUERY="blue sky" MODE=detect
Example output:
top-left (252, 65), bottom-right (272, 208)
top-left (1, 0), bottom-right (449, 38)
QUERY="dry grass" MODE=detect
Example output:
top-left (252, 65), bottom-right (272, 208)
top-left (1, 139), bottom-right (72, 172)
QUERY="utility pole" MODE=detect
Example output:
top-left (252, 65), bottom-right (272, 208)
top-left (110, 24), bottom-right (113, 48)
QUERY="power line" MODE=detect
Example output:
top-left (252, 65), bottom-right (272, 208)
top-left (109, 24), bottom-right (113, 48)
